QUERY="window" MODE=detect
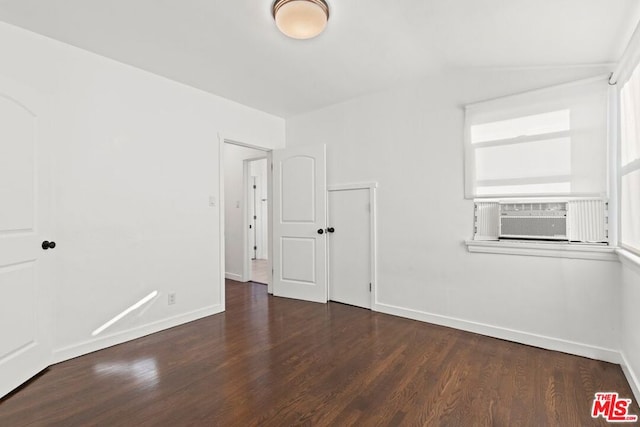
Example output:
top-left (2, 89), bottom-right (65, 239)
top-left (465, 77), bottom-right (612, 254)
top-left (620, 65), bottom-right (640, 254)
top-left (464, 77), bottom-right (609, 199)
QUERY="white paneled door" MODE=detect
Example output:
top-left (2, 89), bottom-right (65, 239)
top-left (272, 144), bottom-right (327, 303)
top-left (328, 188), bottom-right (372, 309)
top-left (0, 78), bottom-right (52, 397)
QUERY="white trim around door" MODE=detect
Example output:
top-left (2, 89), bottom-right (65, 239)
top-left (218, 135), bottom-right (274, 295)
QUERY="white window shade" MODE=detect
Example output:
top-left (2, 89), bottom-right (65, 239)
top-left (620, 64), bottom-right (640, 254)
top-left (464, 77), bottom-right (609, 199)
top-left (471, 110), bottom-right (570, 143)
top-left (621, 66), bottom-right (640, 169)
top-left (621, 169), bottom-right (640, 251)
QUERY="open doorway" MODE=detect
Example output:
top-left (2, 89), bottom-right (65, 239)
top-left (222, 139), bottom-right (272, 292)
top-left (247, 158), bottom-right (269, 284)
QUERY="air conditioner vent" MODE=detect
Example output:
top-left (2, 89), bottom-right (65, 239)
top-left (500, 202), bottom-right (567, 216)
top-left (499, 202), bottom-right (568, 240)
top-left (500, 216), bottom-right (567, 239)
top-left (473, 198), bottom-right (607, 244)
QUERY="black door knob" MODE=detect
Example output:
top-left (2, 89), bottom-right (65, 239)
top-left (317, 229), bottom-right (324, 234)
top-left (327, 227), bottom-right (335, 233)
top-left (42, 241), bottom-right (56, 250)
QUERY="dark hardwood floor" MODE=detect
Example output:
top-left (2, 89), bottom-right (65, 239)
top-left (1, 280), bottom-right (637, 426)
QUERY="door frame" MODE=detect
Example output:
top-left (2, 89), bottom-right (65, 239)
top-left (218, 135), bottom-right (274, 296)
top-left (327, 182), bottom-right (378, 309)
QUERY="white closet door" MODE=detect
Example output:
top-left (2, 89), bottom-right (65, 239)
top-left (328, 188), bottom-right (371, 309)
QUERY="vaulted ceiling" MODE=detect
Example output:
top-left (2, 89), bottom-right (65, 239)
top-left (0, 0), bottom-right (638, 117)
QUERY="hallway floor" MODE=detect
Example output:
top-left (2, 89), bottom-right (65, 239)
top-left (251, 258), bottom-right (269, 284)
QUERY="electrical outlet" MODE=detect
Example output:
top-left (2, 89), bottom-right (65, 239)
top-left (168, 292), bottom-right (176, 305)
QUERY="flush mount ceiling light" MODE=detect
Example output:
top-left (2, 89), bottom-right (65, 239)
top-left (272, 0), bottom-right (330, 40)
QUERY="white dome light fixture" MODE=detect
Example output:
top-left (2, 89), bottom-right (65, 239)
top-left (273, 0), bottom-right (330, 40)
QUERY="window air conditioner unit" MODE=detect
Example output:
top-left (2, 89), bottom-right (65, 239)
top-left (473, 199), bottom-right (608, 244)
top-left (499, 201), bottom-right (568, 241)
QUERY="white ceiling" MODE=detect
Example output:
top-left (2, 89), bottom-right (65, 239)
top-left (0, 0), bottom-right (638, 118)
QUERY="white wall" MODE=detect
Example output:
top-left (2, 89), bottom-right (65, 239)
top-left (0, 21), bottom-right (284, 361)
top-left (224, 145), bottom-right (266, 280)
top-left (286, 67), bottom-right (622, 361)
top-left (620, 260), bottom-right (640, 400)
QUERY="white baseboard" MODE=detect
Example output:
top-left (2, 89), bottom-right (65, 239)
top-left (52, 304), bottom-right (223, 364)
top-left (373, 302), bottom-right (621, 364)
top-left (225, 272), bottom-right (243, 281)
top-left (621, 352), bottom-right (640, 403)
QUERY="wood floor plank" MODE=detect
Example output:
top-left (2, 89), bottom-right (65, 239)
top-left (0, 280), bottom-right (637, 426)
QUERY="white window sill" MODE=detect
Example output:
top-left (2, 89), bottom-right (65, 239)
top-left (616, 248), bottom-right (640, 273)
top-left (465, 240), bottom-right (618, 261)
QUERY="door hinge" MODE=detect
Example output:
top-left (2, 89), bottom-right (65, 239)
top-left (254, 246), bottom-right (257, 251)
top-left (369, 283), bottom-right (372, 292)
top-left (271, 163), bottom-right (273, 171)
top-left (253, 185), bottom-right (257, 189)
top-left (254, 215), bottom-right (257, 220)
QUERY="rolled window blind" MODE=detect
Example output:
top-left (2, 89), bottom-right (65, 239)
top-left (464, 77), bottom-right (609, 199)
top-left (620, 65), bottom-right (640, 253)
